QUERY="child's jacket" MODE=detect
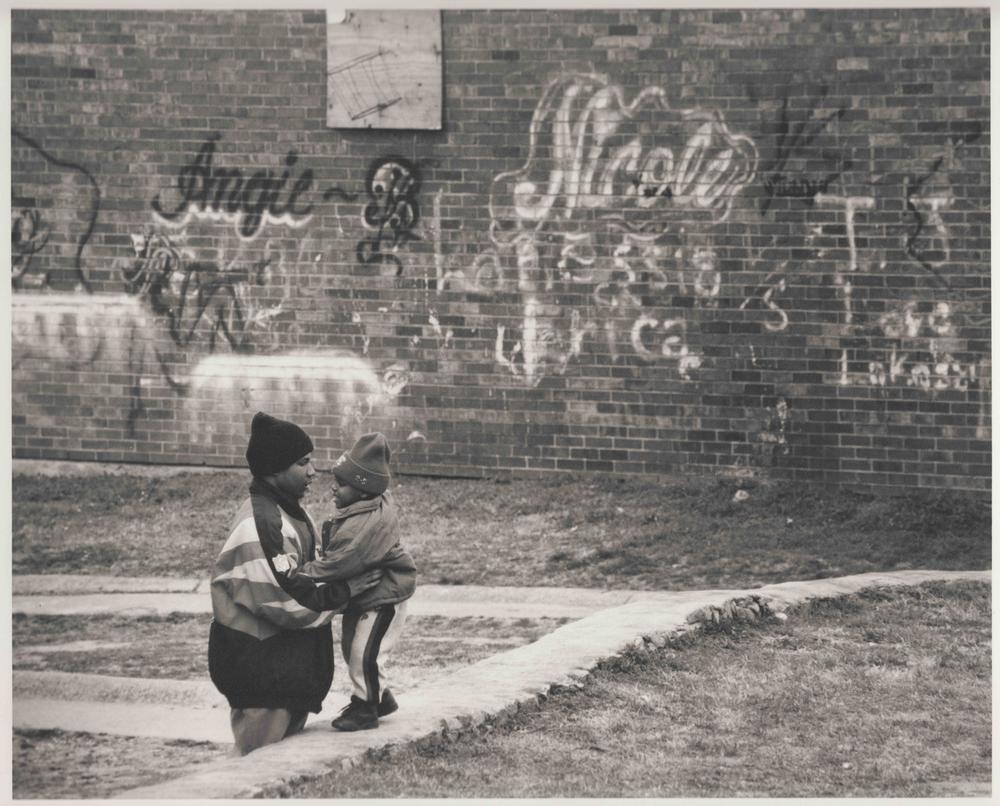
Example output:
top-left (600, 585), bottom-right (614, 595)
top-left (296, 489), bottom-right (417, 612)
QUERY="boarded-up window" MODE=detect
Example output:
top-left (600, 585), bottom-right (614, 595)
top-left (326, 10), bottom-right (443, 130)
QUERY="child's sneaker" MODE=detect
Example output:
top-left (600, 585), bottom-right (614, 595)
top-left (378, 688), bottom-right (398, 717)
top-left (331, 696), bottom-right (378, 731)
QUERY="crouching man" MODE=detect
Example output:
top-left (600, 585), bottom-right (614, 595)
top-left (208, 411), bottom-right (381, 755)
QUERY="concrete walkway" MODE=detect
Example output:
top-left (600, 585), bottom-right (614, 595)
top-left (7, 574), bottom-right (746, 745)
top-left (11, 575), bottom-right (728, 743)
top-left (12, 569), bottom-right (990, 799)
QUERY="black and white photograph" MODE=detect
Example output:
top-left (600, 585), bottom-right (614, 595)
top-left (7, 0), bottom-right (992, 799)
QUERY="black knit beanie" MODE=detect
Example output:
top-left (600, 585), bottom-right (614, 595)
top-left (245, 411), bottom-right (314, 477)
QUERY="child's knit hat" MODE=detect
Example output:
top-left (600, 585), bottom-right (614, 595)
top-left (245, 411), bottom-right (314, 477)
top-left (332, 432), bottom-right (391, 495)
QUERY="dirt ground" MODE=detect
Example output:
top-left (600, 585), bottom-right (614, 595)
top-left (12, 730), bottom-right (232, 800)
top-left (12, 611), bottom-right (571, 798)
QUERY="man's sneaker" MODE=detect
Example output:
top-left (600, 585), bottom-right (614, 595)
top-left (331, 697), bottom-right (378, 731)
top-left (378, 688), bottom-right (398, 717)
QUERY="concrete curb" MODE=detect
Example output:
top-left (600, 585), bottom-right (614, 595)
top-left (13, 574), bottom-right (707, 604)
top-left (13, 575), bottom-right (205, 595)
top-left (13, 579), bottom-right (710, 620)
top-left (12, 459), bottom-right (241, 478)
top-left (112, 569), bottom-right (990, 800)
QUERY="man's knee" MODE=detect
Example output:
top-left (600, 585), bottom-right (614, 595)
top-left (231, 707), bottom-right (295, 755)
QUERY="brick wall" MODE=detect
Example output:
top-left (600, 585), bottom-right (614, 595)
top-left (11, 8), bottom-right (991, 492)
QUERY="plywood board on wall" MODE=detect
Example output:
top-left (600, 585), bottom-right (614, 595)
top-left (326, 9), bottom-right (442, 130)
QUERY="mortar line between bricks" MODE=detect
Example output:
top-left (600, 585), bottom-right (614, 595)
top-left (109, 568), bottom-right (990, 800)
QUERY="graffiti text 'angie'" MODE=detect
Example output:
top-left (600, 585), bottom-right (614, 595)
top-left (152, 135), bottom-right (314, 239)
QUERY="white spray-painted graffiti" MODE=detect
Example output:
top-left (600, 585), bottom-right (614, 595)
top-left (11, 292), bottom-right (151, 369)
top-left (845, 300), bottom-right (981, 391)
top-left (183, 350), bottom-right (411, 438)
top-left (814, 193), bottom-right (875, 325)
top-left (10, 292), bottom-right (165, 434)
top-left (489, 73), bottom-right (757, 235)
top-left (480, 72), bottom-right (759, 383)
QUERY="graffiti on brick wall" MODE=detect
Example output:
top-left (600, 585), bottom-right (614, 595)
top-left (737, 218), bottom-right (838, 336)
top-left (815, 193), bottom-right (876, 326)
top-left (122, 228), bottom-right (284, 351)
top-left (12, 129), bottom-right (101, 291)
top-left (12, 209), bottom-right (50, 283)
top-left (183, 350), bottom-right (411, 439)
top-left (11, 293), bottom-right (159, 434)
top-left (739, 263), bottom-right (790, 332)
top-left (754, 397), bottom-right (790, 466)
top-left (152, 134), bottom-right (315, 240)
top-left (844, 300), bottom-right (981, 392)
top-left (903, 124), bottom-right (982, 287)
top-left (431, 189), bottom-right (472, 293)
top-left (490, 73), bottom-right (757, 238)
top-left (751, 85), bottom-right (850, 215)
top-left (11, 293), bottom-right (141, 369)
top-left (355, 156), bottom-right (421, 274)
top-left (740, 219), bottom-right (986, 394)
top-left (481, 72), bottom-right (758, 382)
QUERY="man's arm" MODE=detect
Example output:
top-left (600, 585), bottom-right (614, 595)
top-left (212, 521), bottom-right (343, 630)
top-left (234, 496), bottom-right (378, 621)
top-left (271, 559), bottom-right (382, 611)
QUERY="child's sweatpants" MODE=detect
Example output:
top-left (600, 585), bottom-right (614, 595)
top-left (341, 599), bottom-right (409, 704)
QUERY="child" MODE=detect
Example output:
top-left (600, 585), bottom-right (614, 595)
top-left (291, 432), bottom-right (417, 731)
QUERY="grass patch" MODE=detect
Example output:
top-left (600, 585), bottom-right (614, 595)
top-left (12, 472), bottom-right (991, 587)
top-left (13, 729), bottom-right (230, 799)
top-left (288, 580), bottom-right (991, 799)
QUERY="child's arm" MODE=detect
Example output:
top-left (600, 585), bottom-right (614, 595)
top-left (249, 503), bottom-right (381, 614)
top-left (293, 516), bottom-right (397, 582)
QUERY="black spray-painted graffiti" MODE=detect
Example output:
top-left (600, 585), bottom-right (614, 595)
top-left (122, 229), bottom-right (274, 351)
top-left (754, 86), bottom-right (849, 215)
top-left (152, 134), bottom-right (315, 240)
top-left (11, 209), bottom-right (50, 283)
top-left (355, 156), bottom-right (421, 273)
top-left (12, 128), bottom-right (100, 292)
top-left (903, 123), bottom-right (983, 288)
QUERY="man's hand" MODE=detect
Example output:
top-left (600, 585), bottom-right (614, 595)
top-left (345, 568), bottom-right (383, 597)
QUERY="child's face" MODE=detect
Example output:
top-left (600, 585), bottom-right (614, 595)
top-left (331, 475), bottom-right (367, 509)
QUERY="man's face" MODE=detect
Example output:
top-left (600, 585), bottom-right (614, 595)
top-left (270, 454), bottom-right (316, 500)
top-left (331, 474), bottom-right (367, 509)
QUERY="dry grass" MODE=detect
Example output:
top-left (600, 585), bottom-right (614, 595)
top-left (12, 471), bottom-right (991, 587)
top-left (290, 580), bottom-right (991, 799)
top-left (12, 730), bottom-right (230, 799)
top-left (11, 612), bottom-right (570, 681)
